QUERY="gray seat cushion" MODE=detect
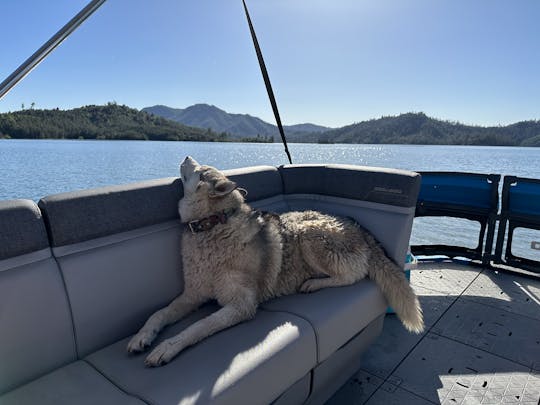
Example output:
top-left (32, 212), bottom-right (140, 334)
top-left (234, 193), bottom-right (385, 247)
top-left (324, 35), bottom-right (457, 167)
top-left (0, 199), bottom-right (76, 394)
top-left (224, 166), bottom-right (283, 203)
top-left (38, 177), bottom-right (182, 247)
top-left (0, 361), bottom-right (145, 405)
top-left (261, 280), bottom-right (387, 363)
top-left (86, 305), bottom-right (317, 405)
top-left (0, 199), bottom-right (49, 260)
top-left (279, 164), bottom-right (421, 208)
top-left (54, 223), bottom-right (184, 357)
top-left (0, 255), bottom-right (77, 394)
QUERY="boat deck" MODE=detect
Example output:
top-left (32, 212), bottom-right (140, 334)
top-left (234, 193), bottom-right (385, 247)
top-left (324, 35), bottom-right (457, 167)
top-left (328, 261), bottom-right (540, 404)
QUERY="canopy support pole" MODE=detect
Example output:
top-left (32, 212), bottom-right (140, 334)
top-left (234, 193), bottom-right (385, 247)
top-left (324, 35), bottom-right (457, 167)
top-left (0, 0), bottom-right (107, 100)
top-left (242, 0), bottom-right (293, 164)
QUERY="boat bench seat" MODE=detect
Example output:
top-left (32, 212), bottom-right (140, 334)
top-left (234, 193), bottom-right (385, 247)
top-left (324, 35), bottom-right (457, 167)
top-left (0, 165), bottom-right (420, 405)
top-left (0, 200), bottom-right (144, 405)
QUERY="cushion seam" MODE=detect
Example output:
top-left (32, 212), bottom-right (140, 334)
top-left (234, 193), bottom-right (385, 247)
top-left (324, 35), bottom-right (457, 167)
top-left (337, 314), bottom-right (381, 352)
top-left (83, 359), bottom-right (153, 405)
top-left (53, 256), bottom-right (80, 361)
top-left (52, 221), bottom-right (181, 257)
top-left (0, 250), bottom-right (51, 273)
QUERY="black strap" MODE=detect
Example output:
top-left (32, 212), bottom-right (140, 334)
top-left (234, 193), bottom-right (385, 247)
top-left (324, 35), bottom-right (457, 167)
top-left (242, 0), bottom-right (293, 164)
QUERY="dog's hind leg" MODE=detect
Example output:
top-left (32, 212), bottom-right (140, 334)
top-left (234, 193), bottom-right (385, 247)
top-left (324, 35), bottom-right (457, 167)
top-left (299, 273), bottom-right (359, 293)
top-left (127, 291), bottom-right (206, 353)
top-left (145, 288), bottom-right (257, 367)
top-left (298, 236), bottom-right (369, 294)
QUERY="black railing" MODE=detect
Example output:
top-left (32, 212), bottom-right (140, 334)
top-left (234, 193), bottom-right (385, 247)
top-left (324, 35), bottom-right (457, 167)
top-left (411, 172), bottom-right (540, 275)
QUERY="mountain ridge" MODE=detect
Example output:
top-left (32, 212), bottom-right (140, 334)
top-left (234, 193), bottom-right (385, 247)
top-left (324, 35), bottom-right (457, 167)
top-left (143, 104), bottom-right (540, 146)
top-left (142, 104), bottom-right (330, 140)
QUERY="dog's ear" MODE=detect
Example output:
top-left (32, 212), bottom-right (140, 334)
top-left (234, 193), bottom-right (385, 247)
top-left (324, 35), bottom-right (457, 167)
top-left (210, 179), bottom-right (237, 198)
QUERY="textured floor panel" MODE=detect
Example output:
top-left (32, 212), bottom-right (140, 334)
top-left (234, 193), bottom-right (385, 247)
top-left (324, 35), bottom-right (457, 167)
top-left (327, 263), bottom-right (540, 405)
top-left (437, 373), bottom-right (540, 404)
top-left (358, 316), bottom-right (426, 379)
top-left (390, 333), bottom-right (536, 404)
top-left (461, 270), bottom-right (540, 321)
top-left (411, 263), bottom-right (482, 295)
top-left (326, 369), bottom-right (383, 405)
top-left (365, 382), bottom-right (435, 405)
top-left (413, 285), bottom-right (458, 327)
top-left (432, 299), bottom-right (540, 370)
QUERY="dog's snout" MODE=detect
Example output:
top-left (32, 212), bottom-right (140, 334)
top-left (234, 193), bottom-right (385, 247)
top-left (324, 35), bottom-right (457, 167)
top-left (180, 156), bottom-right (201, 179)
top-left (182, 156), bottom-right (199, 167)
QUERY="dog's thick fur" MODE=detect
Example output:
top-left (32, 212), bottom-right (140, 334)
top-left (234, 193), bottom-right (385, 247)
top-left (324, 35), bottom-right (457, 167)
top-left (127, 157), bottom-right (424, 366)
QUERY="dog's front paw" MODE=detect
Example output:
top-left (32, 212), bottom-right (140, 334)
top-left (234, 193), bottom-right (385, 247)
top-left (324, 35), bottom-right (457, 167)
top-left (299, 279), bottom-right (321, 293)
top-left (127, 330), bottom-right (156, 354)
top-left (145, 340), bottom-right (177, 367)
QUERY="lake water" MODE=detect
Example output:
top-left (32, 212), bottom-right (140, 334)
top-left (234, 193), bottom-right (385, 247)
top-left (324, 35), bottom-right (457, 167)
top-left (1, 139), bottom-right (539, 260)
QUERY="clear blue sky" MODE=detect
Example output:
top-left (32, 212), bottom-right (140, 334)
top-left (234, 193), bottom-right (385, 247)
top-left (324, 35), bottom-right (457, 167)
top-left (1, 0), bottom-right (539, 128)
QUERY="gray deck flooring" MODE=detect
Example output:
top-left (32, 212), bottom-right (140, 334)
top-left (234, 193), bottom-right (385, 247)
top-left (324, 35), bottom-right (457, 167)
top-left (327, 262), bottom-right (540, 404)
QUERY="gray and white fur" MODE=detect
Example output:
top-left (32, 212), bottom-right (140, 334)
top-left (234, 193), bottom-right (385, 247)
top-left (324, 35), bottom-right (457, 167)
top-left (127, 157), bottom-right (424, 366)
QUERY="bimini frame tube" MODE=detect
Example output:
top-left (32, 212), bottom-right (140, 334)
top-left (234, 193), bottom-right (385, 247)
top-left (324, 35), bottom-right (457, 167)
top-left (0, 0), bottom-right (107, 100)
top-left (242, 0), bottom-right (293, 164)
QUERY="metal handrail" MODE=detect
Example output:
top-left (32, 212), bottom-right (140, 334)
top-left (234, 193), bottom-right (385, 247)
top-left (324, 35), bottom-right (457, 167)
top-left (0, 0), bottom-right (107, 100)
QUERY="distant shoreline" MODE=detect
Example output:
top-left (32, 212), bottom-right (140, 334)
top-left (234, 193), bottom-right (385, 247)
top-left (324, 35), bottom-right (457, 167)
top-left (2, 104), bottom-right (539, 146)
top-left (2, 137), bottom-right (539, 148)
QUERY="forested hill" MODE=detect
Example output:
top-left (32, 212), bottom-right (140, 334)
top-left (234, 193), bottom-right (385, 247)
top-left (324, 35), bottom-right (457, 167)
top-left (1, 105), bottom-right (539, 146)
top-left (313, 113), bottom-right (540, 146)
top-left (0, 104), bottom-right (229, 141)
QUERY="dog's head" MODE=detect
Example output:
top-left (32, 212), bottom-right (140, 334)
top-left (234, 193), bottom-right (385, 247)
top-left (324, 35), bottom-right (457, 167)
top-left (178, 156), bottom-right (245, 222)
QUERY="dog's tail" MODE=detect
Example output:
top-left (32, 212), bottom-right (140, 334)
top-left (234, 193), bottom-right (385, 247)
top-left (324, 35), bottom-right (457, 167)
top-left (367, 246), bottom-right (424, 334)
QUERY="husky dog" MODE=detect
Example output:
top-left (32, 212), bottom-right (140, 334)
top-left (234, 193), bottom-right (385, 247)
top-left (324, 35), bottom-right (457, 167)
top-left (127, 157), bottom-right (424, 366)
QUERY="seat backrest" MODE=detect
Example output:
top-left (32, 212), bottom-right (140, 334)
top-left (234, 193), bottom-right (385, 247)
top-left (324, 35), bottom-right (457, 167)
top-left (224, 165), bottom-right (287, 212)
top-left (278, 164), bottom-right (421, 265)
top-left (38, 178), bottom-right (185, 357)
top-left (0, 200), bottom-right (76, 394)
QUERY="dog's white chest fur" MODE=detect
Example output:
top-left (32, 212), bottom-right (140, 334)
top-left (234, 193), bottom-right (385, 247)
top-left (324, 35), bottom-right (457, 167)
top-left (181, 221), bottom-right (265, 305)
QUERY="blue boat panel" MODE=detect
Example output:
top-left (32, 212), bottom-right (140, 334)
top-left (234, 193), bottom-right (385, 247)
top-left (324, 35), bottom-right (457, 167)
top-left (418, 174), bottom-right (494, 209)
top-left (508, 181), bottom-right (540, 217)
